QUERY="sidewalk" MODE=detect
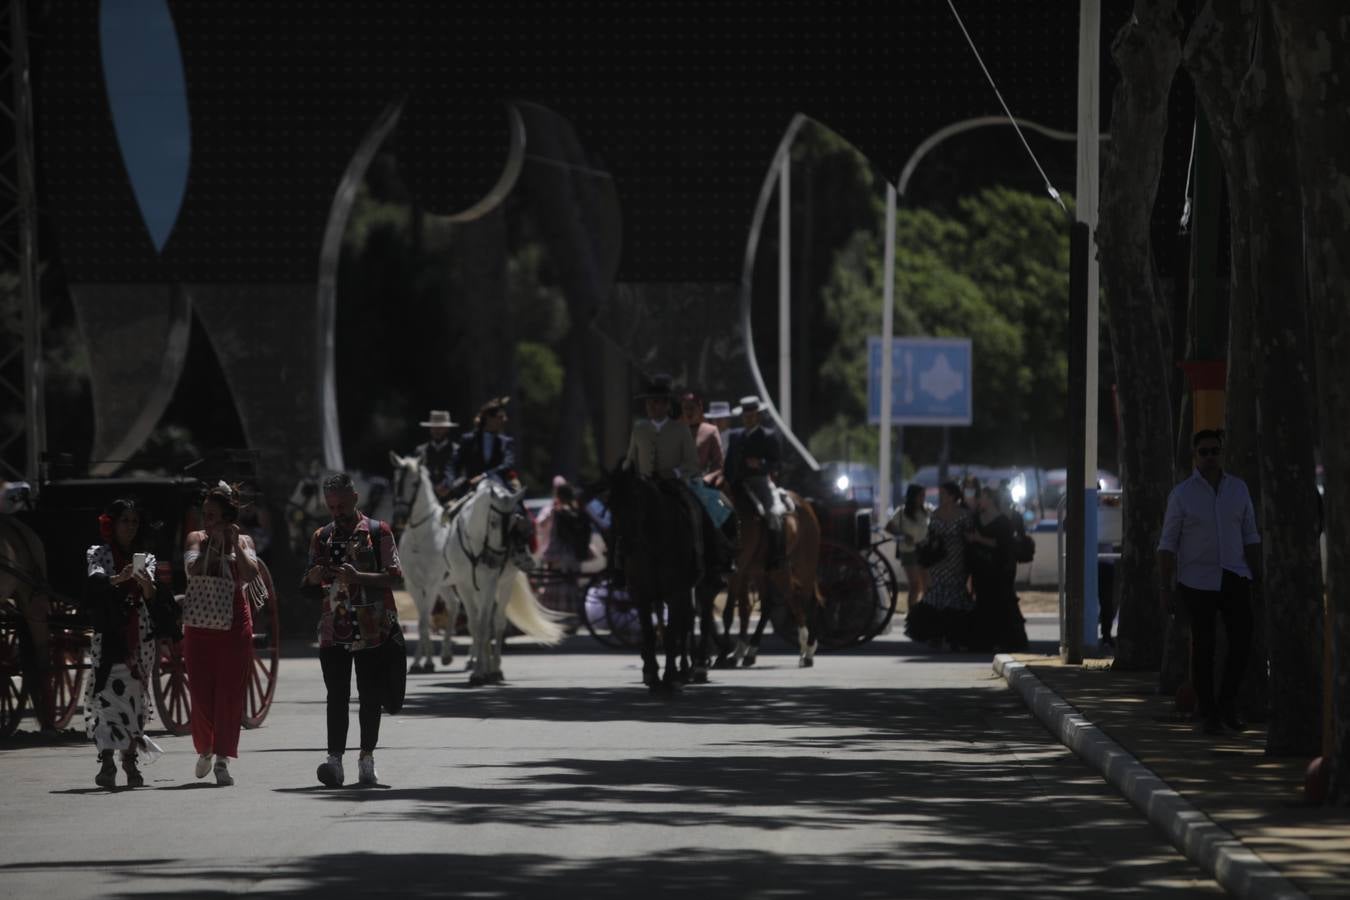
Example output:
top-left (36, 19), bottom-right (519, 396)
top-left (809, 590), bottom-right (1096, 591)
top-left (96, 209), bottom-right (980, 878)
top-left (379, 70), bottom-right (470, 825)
top-left (995, 653), bottom-right (1350, 899)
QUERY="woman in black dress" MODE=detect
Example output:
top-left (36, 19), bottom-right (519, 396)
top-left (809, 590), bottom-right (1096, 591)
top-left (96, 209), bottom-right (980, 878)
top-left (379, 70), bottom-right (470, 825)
top-left (965, 487), bottom-right (1027, 652)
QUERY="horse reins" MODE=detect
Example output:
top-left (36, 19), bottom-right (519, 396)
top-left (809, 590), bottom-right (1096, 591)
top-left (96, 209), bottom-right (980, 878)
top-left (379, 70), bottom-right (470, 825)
top-left (455, 493), bottom-right (513, 591)
top-left (396, 466), bottom-right (439, 530)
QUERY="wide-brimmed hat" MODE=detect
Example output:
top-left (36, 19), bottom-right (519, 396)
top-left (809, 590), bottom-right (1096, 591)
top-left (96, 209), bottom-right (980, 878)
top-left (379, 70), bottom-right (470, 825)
top-left (705, 400), bottom-right (733, 420)
top-left (419, 409), bottom-right (460, 428)
top-left (635, 373), bottom-right (676, 400)
top-left (738, 395), bottom-right (763, 414)
top-left (475, 396), bottom-right (511, 420)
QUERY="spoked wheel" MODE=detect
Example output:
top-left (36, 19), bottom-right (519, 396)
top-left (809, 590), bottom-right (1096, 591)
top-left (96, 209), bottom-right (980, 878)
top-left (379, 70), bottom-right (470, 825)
top-left (0, 614), bottom-right (26, 738)
top-left (153, 634), bottom-right (192, 736)
top-left (243, 560), bottom-right (280, 729)
top-left (582, 572), bottom-right (643, 649)
top-left (773, 539), bottom-right (876, 651)
top-left (863, 548), bottom-right (899, 641)
top-left (42, 622), bottom-right (87, 730)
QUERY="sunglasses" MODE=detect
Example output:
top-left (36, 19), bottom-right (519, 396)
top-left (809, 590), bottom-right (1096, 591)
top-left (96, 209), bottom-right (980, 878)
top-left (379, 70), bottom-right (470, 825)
top-left (1196, 447), bottom-right (1222, 457)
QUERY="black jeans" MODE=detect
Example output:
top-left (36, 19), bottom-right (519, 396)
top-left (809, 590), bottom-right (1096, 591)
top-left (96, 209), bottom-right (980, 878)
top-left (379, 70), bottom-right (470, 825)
top-left (319, 645), bottom-right (386, 755)
top-left (1181, 570), bottom-right (1254, 718)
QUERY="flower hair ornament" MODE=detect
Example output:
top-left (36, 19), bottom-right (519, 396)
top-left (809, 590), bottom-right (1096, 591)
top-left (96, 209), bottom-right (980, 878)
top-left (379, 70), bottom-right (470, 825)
top-left (97, 513), bottom-right (113, 542)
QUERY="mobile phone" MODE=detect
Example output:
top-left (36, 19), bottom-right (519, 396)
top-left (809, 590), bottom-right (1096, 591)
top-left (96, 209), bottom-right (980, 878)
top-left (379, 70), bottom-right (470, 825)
top-left (132, 552), bottom-right (149, 576)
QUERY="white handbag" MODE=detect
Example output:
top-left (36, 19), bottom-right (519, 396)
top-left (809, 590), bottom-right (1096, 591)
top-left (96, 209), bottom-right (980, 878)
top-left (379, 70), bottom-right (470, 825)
top-left (182, 540), bottom-right (235, 631)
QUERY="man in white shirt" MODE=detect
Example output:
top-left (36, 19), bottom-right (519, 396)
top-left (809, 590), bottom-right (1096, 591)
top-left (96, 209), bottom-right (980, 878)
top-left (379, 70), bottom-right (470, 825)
top-left (1157, 429), bottom-right (1262, 735)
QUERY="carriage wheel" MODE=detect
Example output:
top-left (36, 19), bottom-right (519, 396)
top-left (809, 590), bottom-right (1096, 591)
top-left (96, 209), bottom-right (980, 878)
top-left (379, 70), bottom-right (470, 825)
top-left (581, 572), bottom-right (642, 649)
top-left (0, 617), bottom-right (26, 738)
top-left (862, 548), bottom-right (899, 641)
top-left (41, 625), bottom-right (87, 730)
top-left (243, 560), bottom-right (280, 729)
top-left (153, 635), bottom-right (192, 735)
top-left (774, 539), bottom-right (875, 651)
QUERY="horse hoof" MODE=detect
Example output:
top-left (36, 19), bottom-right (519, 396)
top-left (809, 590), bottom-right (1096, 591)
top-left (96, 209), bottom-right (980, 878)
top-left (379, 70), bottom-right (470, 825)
top-left (691, 669), bottom-right (709, 684)
top-left (487, 672), bottom-right (505, 684)
top-left (467, 673), bottom-right (489, 687)
top-left (712, 655), bottom-right (733, 669)
top-left (741, 654), bottom-right (758, 668)
top-left (798, 657), bottom-right (814, 668)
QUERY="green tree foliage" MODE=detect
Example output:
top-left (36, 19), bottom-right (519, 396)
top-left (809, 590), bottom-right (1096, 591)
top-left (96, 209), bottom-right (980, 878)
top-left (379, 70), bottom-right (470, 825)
top-left (813, 187), bottom-right (1071, 468)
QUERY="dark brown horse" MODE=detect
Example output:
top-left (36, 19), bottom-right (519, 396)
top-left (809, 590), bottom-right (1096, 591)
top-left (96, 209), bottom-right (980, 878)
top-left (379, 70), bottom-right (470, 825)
top-left (718, 484), bottom-right (824, 667)
top-left (607, 466), bottom-right (702, 693)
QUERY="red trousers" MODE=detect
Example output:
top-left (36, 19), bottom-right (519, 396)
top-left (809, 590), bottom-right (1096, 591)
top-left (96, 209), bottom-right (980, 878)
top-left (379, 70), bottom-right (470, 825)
top-left (184, 626), bottom-right (252, 758)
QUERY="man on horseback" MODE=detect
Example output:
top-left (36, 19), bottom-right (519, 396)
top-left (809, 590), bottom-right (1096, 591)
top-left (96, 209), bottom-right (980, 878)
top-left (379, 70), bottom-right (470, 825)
top-left (624, 374), bottom-right (705, 579)
top-left (449, 396), bottom-right (518, 500)
top-left (724, 396), bottom-right (786, 567)
top-left (414, 409), bottom-right (460, 502)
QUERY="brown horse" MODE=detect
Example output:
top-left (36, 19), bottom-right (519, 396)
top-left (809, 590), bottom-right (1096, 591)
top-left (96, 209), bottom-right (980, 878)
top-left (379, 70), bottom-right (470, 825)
top-left (718, 484), bottom-right (824, 667)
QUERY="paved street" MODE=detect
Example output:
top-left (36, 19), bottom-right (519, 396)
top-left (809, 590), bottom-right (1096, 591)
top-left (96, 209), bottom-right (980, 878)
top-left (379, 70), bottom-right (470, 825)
top-left (1, 617), bottom-right (1219, 898)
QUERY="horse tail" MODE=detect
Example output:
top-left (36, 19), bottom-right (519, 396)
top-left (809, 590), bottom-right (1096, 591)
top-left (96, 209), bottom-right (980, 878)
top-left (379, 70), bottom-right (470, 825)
top-left (502, 569), bottom-right (566, 645)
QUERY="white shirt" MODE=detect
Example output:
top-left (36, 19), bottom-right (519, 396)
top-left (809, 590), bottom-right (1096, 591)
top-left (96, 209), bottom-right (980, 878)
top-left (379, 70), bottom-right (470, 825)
top-left (1157, 469), bottom-right (1260, 591)
top-left (650, 417), bottom-right (668, 431)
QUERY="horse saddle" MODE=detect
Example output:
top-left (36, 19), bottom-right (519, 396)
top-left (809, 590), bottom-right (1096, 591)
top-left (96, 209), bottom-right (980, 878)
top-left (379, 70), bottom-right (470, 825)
top-left (441, 493), bottom-right (471, 526)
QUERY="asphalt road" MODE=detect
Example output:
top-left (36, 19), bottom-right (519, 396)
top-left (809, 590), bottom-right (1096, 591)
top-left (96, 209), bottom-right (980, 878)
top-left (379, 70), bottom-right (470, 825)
top-left (0, 616), bottom-right (1218, 898)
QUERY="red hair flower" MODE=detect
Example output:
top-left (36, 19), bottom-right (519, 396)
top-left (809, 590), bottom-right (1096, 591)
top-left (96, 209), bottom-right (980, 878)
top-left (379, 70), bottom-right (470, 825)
top-left (97, 513), bottom-right (114, 542)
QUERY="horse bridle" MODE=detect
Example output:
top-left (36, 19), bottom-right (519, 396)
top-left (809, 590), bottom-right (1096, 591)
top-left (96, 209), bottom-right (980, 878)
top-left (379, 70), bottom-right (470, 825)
top-left (455, 485), bottom-right (518, 590)
top-left (393, 464), bottom-right (438, 530)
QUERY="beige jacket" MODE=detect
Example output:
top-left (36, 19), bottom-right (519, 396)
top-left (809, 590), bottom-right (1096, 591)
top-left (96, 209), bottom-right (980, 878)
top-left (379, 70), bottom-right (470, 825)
top-left (625, 418), bottom-right (699, 479)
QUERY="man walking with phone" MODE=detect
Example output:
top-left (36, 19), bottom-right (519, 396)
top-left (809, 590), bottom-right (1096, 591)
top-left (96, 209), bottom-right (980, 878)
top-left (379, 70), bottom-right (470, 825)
top-left (1157, 430), bottom-right (1262, 736)
top-left (302, 472), bottom-right (404, 786)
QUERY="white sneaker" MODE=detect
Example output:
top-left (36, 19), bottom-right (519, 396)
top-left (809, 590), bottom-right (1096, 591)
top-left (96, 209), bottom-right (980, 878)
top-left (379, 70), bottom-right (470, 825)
top-left (194, 753), bottom-right (213, 779)
top-left (317, 754), bottom-right (344, 787)
top-left (213, 756), bottom-right (234, 786)
top-left (358, 754), bottom-right (378, 786)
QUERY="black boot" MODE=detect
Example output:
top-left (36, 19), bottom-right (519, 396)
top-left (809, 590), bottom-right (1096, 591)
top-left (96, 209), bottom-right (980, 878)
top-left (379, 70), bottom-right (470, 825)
top-left (95, 750), bottom-right (117, 788)
top-left (122, 750), bottom-right (144, 788)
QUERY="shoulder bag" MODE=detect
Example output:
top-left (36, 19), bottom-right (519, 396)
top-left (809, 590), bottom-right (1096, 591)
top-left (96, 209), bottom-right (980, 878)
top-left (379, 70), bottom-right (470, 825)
top-left (182, 538), bottom-right (235, 631)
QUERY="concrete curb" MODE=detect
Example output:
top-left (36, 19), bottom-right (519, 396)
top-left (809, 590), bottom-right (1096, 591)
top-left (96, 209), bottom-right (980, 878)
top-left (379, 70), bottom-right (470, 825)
top-left (993, 654), bottom-right (1307, 900)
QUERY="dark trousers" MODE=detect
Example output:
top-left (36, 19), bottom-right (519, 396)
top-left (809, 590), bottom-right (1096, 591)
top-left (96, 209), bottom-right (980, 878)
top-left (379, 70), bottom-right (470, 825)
top-left (1181, 571), bottom-right (1253, 718)
top-left (319, 645), bottom-right (385, 755)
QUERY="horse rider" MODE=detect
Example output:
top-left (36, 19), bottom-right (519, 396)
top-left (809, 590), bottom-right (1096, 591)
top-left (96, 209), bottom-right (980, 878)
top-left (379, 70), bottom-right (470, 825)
top-left (724, 395), bottom-right (786, 567)
top-left (449, 396), bottom-right (518, 500)
top-left (414, 409), bottom-right (460, 502)
top-left (624, 374), bottom-right (706, 577)
top-left (680, 391), bottom-right (724, 481)
top-left (703, 400), bottom-right (735, 457)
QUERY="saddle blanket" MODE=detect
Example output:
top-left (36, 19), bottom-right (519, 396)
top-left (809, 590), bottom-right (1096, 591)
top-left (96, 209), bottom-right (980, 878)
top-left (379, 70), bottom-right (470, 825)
top-left (688, 479), bottom-right (734, 528)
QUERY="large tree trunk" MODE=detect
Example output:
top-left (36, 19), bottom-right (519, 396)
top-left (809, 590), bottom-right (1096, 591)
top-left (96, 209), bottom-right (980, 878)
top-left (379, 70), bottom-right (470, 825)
top-left (1236, 8), bottom-right (1325, 756)
top-left (1267, 1), bottom-right (1350, 800)
top-left (1097, 0), bottom-right (1183, 671)
top-left (1182, 0), bottom-right (1266, 718)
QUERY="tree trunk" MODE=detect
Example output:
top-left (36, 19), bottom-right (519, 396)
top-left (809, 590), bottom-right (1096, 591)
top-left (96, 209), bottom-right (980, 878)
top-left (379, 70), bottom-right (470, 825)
top-left (1235, 8), bottom-right (1325, 756)
top-left (1097, 0), bottom-right (1183, 671)
top-left (1267, 0), bottom-right (1350, 799)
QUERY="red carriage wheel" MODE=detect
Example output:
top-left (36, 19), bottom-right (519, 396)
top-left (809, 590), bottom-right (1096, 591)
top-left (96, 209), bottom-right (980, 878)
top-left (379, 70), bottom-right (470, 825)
top-left (153, 633), bottom-right (192, 736)
top-left (0, 616), bottom-right (26, 738)
top-left (42, 625), bottom-right (87, 730)
top-left (242, 559), bottom-right (279, 729)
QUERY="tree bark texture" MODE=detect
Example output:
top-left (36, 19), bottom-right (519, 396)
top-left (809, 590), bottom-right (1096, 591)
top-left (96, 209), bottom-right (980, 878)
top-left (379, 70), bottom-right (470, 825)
top-left (1236, 8), bottom-right (1325, 756)
top-left (1268, 1), bottom-right (1350, 798)
top-left (1097, 0), bottom-right (1183, 671)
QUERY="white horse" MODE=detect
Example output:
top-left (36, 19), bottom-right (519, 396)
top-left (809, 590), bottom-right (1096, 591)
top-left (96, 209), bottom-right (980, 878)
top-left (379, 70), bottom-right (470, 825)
top-left (388, 453), bottom-right (457, 672)
top-left (389, 454), bottom-right (563, 682)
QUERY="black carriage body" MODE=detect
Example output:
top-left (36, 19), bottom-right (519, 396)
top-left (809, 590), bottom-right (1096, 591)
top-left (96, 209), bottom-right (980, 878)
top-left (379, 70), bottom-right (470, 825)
top-left (16, 476), bottom-right (203, 601)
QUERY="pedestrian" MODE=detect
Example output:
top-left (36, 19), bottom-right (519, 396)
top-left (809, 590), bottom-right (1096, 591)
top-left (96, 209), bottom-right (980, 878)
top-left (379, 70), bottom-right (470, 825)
top-left (182, 483), bottom-right (258, 786)
top-left (680, 392), bottom-right (724, 480)
top-left (903, 481), bottom-right (974, 649)
top-left (1157, 429), bottom-right (1261, 735)
top-left (965, 487), bottom-right (1027, 651)
top-left (885, 483), bottom-right (930, 611)
top-left (302, 472), bottom-right (404, 786)
top-left (82, 498), bottom-right (164, 788)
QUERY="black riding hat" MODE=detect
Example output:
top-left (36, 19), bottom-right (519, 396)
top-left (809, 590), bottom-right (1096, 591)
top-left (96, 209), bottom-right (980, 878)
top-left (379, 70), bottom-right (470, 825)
top-left (635, 373), bottom-right (676, 400)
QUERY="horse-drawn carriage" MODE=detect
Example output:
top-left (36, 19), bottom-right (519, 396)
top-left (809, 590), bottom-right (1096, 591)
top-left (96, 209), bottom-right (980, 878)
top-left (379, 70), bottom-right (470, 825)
top-left (0, 475), bottom-right (280, 738)
top-left (529, 489), bottom-right (899, 653)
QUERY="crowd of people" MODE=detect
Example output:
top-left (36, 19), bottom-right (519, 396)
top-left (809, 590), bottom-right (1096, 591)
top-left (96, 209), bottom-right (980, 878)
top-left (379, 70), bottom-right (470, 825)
top-left (893, 477), bottom-right (1029, 653)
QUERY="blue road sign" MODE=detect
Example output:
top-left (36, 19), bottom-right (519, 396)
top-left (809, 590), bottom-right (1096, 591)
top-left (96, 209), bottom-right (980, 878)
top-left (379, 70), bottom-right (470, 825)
top-left (868, 336), bottom-right (973, 426)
